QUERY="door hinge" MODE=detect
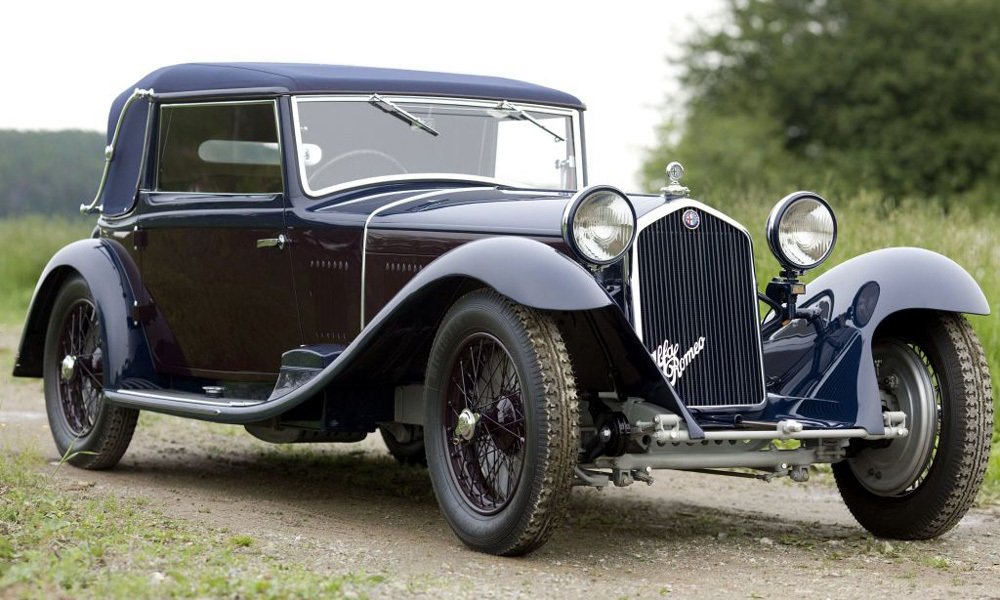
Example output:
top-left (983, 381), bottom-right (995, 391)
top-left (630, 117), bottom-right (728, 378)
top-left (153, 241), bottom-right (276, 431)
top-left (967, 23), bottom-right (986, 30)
top-left (133, 226), bottom-right (148, 250)
top-left (131, 300), bottom-right (156, 325)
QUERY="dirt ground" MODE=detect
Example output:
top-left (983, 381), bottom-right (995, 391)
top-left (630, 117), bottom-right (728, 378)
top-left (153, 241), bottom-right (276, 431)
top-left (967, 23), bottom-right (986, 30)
top-left (2, 323), bottom-right (998, 599)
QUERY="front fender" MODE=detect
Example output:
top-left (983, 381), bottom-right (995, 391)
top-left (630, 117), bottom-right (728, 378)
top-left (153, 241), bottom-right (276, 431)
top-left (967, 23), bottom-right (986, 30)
top-left (762, 247), bottom-right (989, 434)
top-left (366, 236), bottom-right (615, 324)
top-left (808, 247), bottom-right (988, 322)
top-left (290, 237), bottom-right (614, 387)
top-left (258, 236), bottom-right (705, 435)
top-left (13, 239), bottom-right (157, 388)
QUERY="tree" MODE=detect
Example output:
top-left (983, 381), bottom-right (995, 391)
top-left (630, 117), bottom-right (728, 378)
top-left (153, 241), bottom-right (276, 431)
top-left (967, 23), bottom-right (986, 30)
top-left (643, 0), bottom-right (1000, 202)
top-left (0, 130), bottom-right (104, 218)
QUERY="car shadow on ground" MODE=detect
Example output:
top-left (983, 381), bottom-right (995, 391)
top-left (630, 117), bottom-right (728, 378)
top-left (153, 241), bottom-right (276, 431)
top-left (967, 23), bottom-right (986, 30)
top-left (81, 438), bottom-right (867, 563)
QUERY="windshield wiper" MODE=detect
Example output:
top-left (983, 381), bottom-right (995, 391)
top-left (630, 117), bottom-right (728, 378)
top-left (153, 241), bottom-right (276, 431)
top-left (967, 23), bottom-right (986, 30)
top-left (369, 94), bottom-right (439, 137)
top-left (496, 100), bottom-right (565, 142)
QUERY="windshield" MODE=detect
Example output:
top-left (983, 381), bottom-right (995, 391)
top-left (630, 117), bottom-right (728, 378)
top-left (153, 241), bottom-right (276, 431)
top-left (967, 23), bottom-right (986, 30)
top-left (293, 96), bottom-right (579, 195)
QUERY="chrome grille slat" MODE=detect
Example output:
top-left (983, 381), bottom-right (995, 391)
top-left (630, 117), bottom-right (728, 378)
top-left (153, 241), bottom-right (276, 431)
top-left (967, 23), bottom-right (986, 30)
top-left (634, 207), bottom-right (764, 408)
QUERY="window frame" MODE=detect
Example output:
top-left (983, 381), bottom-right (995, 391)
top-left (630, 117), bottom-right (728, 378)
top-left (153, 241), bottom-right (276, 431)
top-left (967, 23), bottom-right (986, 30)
top-left (152, 99), bottom-right (284, 197)
top-left (290, 95), bottom-right (583, 198)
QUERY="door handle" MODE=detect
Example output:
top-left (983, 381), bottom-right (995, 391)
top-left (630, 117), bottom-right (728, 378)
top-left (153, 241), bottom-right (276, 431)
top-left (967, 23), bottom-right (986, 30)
top-left (256, 234), bottom-right (288, 250)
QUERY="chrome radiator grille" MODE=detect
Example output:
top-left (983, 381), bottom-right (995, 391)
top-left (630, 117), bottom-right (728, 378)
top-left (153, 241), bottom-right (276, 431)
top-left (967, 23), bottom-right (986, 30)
top-left (633, 207), bottom-right (765, 408)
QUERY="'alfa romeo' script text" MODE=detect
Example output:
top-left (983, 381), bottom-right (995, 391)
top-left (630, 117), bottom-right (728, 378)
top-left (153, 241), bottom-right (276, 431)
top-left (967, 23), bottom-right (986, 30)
top-left (651, 336), bottom-right (707, 385)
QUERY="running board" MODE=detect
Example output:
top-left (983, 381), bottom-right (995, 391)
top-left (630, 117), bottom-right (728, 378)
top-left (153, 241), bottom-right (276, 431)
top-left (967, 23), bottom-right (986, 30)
top-left (104, 344), bottom-right (346, 423)
top-left (271, 344), bottom-right (343, 399)
top-left (105, 388), bottom-right (268, 420)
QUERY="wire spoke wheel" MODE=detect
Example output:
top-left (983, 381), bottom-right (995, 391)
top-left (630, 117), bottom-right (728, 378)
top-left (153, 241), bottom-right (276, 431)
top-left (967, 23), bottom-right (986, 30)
top-left (44, 275), bottom-right (138, 470)
top-left (424, 290), bottom-right (578, 556)
top-left (444, 333), bottom-right (526, 514)
top-left (55, 298), bottom-right (104, 437)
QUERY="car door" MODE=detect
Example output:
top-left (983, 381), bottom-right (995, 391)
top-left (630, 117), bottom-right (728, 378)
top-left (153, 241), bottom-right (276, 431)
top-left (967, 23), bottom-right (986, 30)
top-left (137, 100), bottom-right (300, 379)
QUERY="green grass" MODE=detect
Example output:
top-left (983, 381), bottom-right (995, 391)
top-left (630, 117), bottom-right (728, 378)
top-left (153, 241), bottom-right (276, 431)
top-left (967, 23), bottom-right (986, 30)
top-left (0, 450), bottom-right (386, 599)
top-left (985, 443), bottom-right (1000, 504)
top-left (0, 216), bottom-right (91, 324)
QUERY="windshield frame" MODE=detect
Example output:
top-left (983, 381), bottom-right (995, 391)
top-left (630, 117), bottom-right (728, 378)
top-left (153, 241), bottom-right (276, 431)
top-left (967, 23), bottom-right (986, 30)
top-left (290, 94), bottom-right (584, 198)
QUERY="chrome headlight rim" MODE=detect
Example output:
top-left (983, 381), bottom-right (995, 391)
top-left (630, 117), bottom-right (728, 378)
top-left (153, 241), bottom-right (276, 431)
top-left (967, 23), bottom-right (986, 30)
top-left (765, 191), bottom-right (838, 273)
top-left (562, 185), bottom-right (637, 266)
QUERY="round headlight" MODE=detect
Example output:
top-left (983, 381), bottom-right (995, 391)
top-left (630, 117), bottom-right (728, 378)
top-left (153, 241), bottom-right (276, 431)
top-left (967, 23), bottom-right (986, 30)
top-left (563, 185), bottom-right (636, 265)
top-left (765, 191), bottom-right (837, 272)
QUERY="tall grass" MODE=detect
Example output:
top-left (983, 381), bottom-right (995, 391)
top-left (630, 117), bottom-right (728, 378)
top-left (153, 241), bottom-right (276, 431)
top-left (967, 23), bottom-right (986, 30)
top-left (0, 216), bottom-right (91, 324)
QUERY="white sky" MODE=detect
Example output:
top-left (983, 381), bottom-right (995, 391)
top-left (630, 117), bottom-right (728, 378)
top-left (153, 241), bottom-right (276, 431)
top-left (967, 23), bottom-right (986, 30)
top-left (1, 1), bottom-right (722, 192)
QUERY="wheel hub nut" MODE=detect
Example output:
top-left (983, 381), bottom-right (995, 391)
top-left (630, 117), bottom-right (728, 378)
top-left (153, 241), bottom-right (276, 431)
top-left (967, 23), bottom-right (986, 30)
top-left (454, 408), bottom-right (479, 442)
top-left (60, 355), bottom-right (77, 382)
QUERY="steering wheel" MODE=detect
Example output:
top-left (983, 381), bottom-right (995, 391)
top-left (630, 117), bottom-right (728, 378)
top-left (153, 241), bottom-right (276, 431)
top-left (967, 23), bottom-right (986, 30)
top-left (307, 149), bottom-right (408, 187)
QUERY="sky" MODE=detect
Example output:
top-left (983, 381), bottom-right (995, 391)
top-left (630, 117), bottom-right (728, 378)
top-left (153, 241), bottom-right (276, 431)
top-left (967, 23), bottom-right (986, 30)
top-left (1, 1), bottom-right (723, 192)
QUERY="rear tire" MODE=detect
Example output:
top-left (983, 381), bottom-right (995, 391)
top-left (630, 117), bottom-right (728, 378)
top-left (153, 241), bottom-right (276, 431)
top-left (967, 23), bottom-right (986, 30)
top-left (43, 275), bottom-right (138, 470)
top-left (424, 290), bottom-right (578, 556)
top-left (833, 312), bottom-right (993, 539)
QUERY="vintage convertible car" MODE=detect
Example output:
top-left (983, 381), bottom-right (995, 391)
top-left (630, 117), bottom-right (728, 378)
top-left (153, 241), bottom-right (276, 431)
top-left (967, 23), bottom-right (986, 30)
top-left (14, 63), bottom-right (993, 556)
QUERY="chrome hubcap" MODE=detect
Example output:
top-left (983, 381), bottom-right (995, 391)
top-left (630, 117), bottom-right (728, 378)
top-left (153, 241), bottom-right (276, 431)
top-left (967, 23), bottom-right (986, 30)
top-left (454, 408), bottom-right (479, 442)
top-left (60, 354), bottom-right (77, 382)
top-left (849, 339), bottom-right (938, 496)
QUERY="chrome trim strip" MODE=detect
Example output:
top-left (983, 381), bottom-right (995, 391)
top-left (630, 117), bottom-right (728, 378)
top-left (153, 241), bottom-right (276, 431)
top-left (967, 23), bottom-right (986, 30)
top-left (359, 186), bottom-right (487, 329)
top-left (111, 388), bottom-right (263, 408)
top-left (629, 198), bottom-right (768, 409)
top-left (156, 99), bottom-right (281, 109)
top-left (152, 87), bottom-right (288, 101)
top-left (291, 94), bottom-right (583, 198)
top-left (295, 94), bottom-right (581, 112)
top-left (312, 175), bottom-right (568, 210)
top-left (311, 174), bottom-right (506, 206)
top-left (146, 191), bottom-right (283, 198)
top-left (81, 88), bottom-right (155, 214)
top-left (136, 98), bottom-right (156, 197)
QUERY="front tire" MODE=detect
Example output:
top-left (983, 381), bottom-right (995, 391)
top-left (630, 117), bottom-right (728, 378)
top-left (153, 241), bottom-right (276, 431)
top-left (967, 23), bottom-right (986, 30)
top-left (833, 311), bottom-right (993, 539)
top-left (424, 290), bottom-right (579, 556)
top-left (43, 275), bottom-right (138, 470)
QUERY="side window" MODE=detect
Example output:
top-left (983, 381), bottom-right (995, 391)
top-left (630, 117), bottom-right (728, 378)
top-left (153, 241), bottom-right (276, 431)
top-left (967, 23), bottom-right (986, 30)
top-left (156, 102), bottom-right (282, 194)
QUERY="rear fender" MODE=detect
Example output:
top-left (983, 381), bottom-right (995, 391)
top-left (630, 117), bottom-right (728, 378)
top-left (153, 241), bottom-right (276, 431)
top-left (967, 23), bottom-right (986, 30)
top-left (762, 247), bottom-right (989, 434)
top-left (13, 239), bottom-right (157, 388)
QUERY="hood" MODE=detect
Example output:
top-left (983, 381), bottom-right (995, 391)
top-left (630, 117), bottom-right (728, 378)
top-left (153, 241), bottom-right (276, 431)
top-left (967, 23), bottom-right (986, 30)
top-left (310, 181), bottom-right (679, 237)
top-left (314, 183), bottom-right (574, 236)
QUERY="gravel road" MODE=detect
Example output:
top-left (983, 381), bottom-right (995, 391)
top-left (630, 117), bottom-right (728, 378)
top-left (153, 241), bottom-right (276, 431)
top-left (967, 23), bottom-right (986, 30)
top-left (2, 324), bottom-right (998, 599)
